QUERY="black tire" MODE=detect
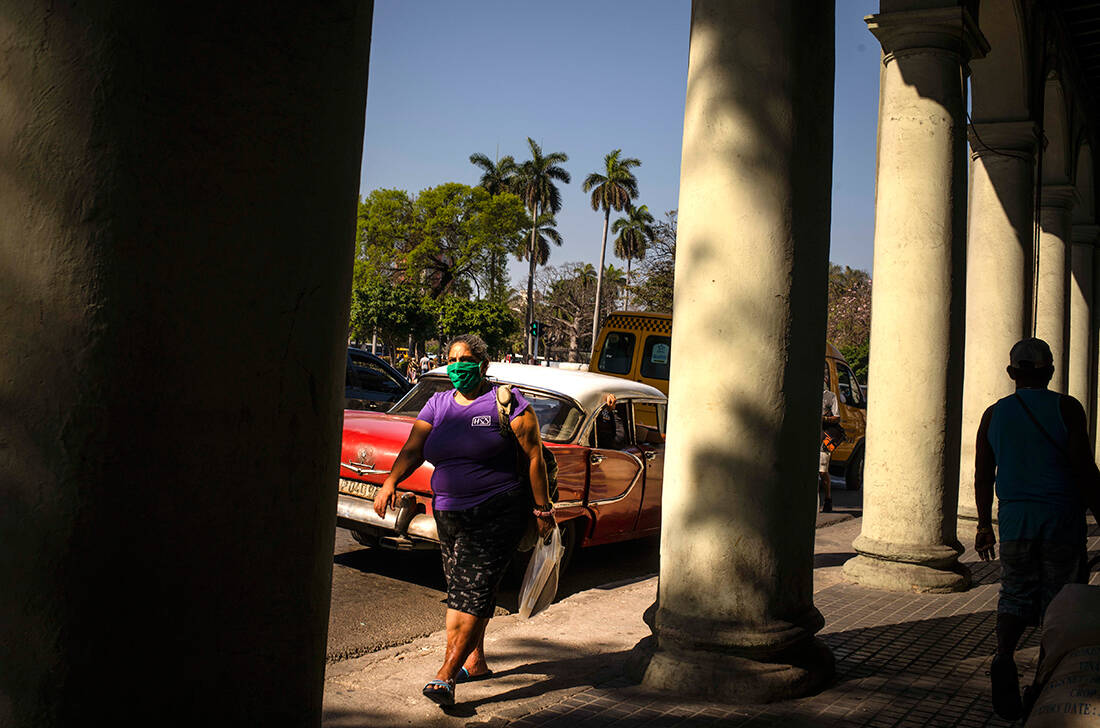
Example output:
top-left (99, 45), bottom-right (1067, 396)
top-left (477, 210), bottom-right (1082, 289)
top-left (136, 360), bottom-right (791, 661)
top-left (844, 444), bottom-right (864, 491)
top-left (349, 529), bottom-right (375, 548)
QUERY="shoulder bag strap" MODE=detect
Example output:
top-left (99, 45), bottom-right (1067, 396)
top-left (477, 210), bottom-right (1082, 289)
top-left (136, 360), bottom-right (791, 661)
top-left (1014, 392), bottom-right (1070, 461)
top-left (495, 385), bottom-right (517, 441)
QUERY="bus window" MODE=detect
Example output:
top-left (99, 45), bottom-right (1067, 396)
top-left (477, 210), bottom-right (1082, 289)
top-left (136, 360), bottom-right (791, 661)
top-left (640, 335), bottom-right (671, 380)
top-left (597, 332), bottom-right (636, 375)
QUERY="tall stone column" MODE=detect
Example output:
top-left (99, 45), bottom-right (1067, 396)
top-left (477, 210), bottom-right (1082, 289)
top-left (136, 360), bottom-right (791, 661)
top-left (634, 0), bottom-right (835, 703)
top-left (1089, 226), bottom-right (1100, 455)
top-left (843, 7), bottom-right (986, 593)
top-left (1069, 228), bottom-right (1096, 413)
top-left (956, 122), bottom-right (1036, 535)
top-left (0, 4), bottom-right (372, 726)
top-left (1036, 185), bottom-right (1077, 392)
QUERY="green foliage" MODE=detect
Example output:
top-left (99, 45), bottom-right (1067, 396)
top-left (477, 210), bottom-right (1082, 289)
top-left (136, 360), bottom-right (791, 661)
top-left (838, 341), bottom-right (870, 382)
top-left (612, 204), bottom-right (655, 262)
top-left (519, 211), bottom-right (564, 266)
top-left (582, 149), bottom-right (641, 214)
top-left (513, 138), bottom-right (571, 216)
top-left (349, 272), bottom-right (434, 353)
top-left (435, 296), bottom-right (519, 356)
top-left (513, 138), bottom-right (572, 354)
top-left (355, 183), bottom-right (528, 300)
top-left (629, 211), bottom-right (676, 313)
top-left (469, 153), bottom-right (517, 196)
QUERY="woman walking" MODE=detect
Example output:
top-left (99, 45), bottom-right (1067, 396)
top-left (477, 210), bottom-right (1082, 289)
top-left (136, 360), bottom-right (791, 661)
top-left (373, 333), bottom-right (555, 706)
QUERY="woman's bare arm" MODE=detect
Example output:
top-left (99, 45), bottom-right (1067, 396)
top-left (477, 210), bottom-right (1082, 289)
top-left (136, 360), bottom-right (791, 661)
top-left (374, 419), bottom-right (431, 517)
top-left (512, 407), bottom-right (555, 537)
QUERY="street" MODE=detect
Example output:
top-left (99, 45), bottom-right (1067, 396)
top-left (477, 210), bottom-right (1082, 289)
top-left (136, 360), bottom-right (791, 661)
top-left (325, 475), bottom-right (861, 663)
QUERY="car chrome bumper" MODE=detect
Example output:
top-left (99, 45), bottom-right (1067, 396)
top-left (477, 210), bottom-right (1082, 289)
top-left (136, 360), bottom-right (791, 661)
top-left (336, 493), bottom-right (438, 543)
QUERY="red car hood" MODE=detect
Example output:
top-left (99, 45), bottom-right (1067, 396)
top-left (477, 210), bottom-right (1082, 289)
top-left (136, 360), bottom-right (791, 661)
top-left (340, 411), bottom-right (434, 494)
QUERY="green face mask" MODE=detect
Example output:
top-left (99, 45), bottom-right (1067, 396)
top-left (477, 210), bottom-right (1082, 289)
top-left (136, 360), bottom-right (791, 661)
top-left (447, 361), bottom-right (484, 393)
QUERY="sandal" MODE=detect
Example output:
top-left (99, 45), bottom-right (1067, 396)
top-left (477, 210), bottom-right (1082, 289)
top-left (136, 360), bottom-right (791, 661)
top-left (422, 679), bottom-right (455, 707)
top-left (456, 667), bottom-right (494, 683)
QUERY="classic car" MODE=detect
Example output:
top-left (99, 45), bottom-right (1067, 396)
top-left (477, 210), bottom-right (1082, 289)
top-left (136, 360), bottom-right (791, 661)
top-left (335, 363), bottom-right (667, 567)
top-left (345, 347), bottom-right (411, 411)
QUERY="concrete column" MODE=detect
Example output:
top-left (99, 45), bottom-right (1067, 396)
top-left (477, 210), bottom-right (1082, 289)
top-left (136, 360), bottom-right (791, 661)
top-left (632, 0), bottom-right (835, 703)
top-left (843, 7), bottom-right (986, 593)
top-left (1088, 225), bottom-right (1100, 456)
top-left (956, 122), bottom-right (1036, 535)
top-left (1036, 185), bottom-right (1077, 392)
top-left (1, 4), bottom-right (372, 726)
top-left (1069, 227), bottom-right (1096, 413)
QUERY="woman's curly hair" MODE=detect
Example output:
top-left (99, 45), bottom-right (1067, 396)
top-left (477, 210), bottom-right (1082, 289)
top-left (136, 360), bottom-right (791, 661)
top-left (446, 333), bottom-right (490, 363)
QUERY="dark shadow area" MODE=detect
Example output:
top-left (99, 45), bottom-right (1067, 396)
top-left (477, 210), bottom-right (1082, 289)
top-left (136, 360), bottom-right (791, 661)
top-left (814, 552), bottom-right (855, 569)
top-left (333, 543), bottom-right (447, 592)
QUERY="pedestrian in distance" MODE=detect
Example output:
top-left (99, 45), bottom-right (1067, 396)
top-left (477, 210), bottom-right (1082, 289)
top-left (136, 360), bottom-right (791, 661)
top-left (373, 333), bottom-right (555, 708)
top-left (405, 355), bottom-right (418, 385)
top-left (820, 364), bottom-right (842, 513)
top-left (973, 337), bottom-right (1100, 721)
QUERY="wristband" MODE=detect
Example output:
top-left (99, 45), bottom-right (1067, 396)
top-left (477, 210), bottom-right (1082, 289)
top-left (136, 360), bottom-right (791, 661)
top-left (533, 507), bottom-right (553, 518)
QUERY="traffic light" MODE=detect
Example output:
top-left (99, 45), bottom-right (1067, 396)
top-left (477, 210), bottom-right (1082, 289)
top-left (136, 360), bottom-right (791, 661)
top-left (529, 321), bottom-right (542, 338)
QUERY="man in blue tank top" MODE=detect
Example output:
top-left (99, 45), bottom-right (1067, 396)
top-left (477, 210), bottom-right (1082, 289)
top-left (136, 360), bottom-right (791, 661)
top-left (974, 337), bottom-right (1100, 720)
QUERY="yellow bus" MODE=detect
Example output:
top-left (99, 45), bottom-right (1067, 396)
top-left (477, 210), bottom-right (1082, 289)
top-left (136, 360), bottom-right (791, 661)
top-left (590, 311), bottom-right (867, 488)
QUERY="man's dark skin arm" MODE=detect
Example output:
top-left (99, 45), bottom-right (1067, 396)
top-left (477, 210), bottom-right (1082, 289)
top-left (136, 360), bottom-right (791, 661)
top-left (1060, 395), bottom-right (1100, 525)
top-left (974, 407), bottom-right (997, 560)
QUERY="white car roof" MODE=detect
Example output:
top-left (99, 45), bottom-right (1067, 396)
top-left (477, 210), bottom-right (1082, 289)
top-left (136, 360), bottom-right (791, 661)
top-left (423, 362), bottom-right (665, 413)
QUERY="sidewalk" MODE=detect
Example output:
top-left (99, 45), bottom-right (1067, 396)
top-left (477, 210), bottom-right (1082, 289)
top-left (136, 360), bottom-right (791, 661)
top-left (322, 518), bottom-right (1099, 728)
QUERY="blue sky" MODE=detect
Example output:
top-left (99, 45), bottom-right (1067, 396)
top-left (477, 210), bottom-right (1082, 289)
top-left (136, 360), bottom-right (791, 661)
top-left (360, 0), bottom-right (881, 283)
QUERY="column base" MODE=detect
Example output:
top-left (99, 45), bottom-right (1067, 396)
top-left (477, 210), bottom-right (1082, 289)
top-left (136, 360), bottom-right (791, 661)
top-left (627, 633), bottom-right (834, 704)
top-left (843, 554), bottom-right (971, 593)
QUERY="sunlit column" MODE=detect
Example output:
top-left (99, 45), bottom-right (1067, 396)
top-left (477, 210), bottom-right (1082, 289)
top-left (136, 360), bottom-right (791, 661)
top-left (956, 122), bottom-right (1036, 537)
top-left (1069, 228), bottom-right (1095, 412)
top-left (1036, 185), bottom-right (1077, 392)
top-left (0, 4), bottom-right (372, 724)
top-left (844, 6), bottom-right (987, 593)
top-left (634, 0), bottom-right (836, 703)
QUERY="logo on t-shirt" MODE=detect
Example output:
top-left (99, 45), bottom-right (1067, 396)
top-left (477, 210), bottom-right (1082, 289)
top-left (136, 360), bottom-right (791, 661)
top-left (471, 415), bottom-right (493, 427)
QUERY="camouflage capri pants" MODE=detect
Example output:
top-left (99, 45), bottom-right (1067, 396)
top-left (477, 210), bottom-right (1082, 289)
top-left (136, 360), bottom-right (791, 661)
top-left (433, 486), bottom-right (529, 618)
top-left (998, 539), bottom-right (1088, 625)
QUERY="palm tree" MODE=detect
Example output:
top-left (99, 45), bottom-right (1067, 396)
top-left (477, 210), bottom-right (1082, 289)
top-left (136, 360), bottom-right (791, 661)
top-left (468, 152), bottom-right (517, 196)
top-left (520, 211), bottom-right (563, 266)
top-left (575, 262), bottom-right (597, 289)
top-left (470, 151), bottom-right (518, 303)
top-left (612, 204), bottom-right (656, 309)
top-left (582, 149), bottom-right (640, 345)
top-left (514, 138), bottom-right (571, 356)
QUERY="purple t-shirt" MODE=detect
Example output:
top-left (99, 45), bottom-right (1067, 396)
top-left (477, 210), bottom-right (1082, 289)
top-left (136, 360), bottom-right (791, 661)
top-left (416, 387), bottom-right (531, 511)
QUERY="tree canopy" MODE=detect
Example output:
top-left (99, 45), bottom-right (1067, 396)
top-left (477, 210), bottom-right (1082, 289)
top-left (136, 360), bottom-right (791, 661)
top-left (356, 183), bottom-right (528, 301)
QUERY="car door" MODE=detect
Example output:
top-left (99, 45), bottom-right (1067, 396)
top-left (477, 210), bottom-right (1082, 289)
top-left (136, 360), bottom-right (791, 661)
top-left (584, 400), bottom-right (645, 543)
top-left (632, 401), bottom-right (666, 533)
top-left (834, 360), bottom-right (866, 454)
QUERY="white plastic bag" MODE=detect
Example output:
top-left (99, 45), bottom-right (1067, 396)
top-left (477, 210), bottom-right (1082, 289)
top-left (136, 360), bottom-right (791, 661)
top-left (517, 526), bottom-right (564, 618)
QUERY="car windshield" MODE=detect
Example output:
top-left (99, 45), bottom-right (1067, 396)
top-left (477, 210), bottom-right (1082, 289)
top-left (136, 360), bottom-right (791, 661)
top-left (388, 376), bottom-right (586, 444)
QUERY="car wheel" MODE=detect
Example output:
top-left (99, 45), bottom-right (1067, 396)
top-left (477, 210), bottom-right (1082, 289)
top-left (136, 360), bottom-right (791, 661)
top-left (845, 445), bottom-right (864, 491)
top-left (349, 529), bottom-right (375, 548)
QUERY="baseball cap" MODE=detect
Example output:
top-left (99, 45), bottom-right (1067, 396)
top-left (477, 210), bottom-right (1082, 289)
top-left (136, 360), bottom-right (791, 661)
top-left (1009, 338), bottom-right (1053, 369)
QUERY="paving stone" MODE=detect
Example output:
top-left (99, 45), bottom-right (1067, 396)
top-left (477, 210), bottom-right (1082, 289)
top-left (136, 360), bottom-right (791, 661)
top-left (500, 529), bottom-right (1099, 727)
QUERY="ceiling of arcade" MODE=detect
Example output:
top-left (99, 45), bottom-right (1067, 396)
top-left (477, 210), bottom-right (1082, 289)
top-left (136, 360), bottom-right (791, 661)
top-left (1059, 1), bottom-right (1100, 107)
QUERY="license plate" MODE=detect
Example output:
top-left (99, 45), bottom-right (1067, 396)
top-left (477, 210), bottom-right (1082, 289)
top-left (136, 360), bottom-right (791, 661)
top-left (339, 478), bottom-right (378, 500)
